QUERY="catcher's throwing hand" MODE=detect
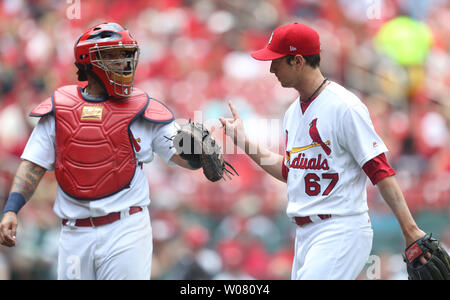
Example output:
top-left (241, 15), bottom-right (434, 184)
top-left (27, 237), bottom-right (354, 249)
top-left (0, 212), bottom-right (18, 247)
top-left (172, 121), bottom-right (238, 182)
top-left (219, 101), bottom-right (246, 145)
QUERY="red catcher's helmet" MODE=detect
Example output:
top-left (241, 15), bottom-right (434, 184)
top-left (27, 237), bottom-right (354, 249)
top-left (74, 22), bottom-right (139, 98)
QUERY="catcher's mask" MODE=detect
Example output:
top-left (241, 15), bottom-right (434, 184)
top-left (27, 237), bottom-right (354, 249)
top-left (74, 22), bottom-right (140, 98)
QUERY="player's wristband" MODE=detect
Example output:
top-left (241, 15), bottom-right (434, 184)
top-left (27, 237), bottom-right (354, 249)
top-left (187, 160), bottom-right (202, 170)
top-left (2, 192), bottom-right (26, 214)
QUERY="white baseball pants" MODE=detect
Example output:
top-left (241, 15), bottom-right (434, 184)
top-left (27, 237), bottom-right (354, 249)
top-left (291, 212), bottom-right (373, 280)
top-left (57, 207), bottom-right (153, 280)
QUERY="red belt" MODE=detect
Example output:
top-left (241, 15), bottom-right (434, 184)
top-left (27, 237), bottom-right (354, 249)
top-left (294, 214), bottom-right (332, 227)
top-left (62, 206), bottom-right (143, 227)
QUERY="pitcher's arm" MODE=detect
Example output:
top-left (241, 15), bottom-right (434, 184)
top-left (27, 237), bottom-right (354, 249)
top-left (240, 137), bottom-right (286, 183)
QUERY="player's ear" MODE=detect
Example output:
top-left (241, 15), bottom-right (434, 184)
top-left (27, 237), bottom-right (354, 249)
top-left (294, 55), bottom-right (304, 70)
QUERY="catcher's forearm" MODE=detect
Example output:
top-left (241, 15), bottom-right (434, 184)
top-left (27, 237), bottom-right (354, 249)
top-left (239, 137), bottom-right (285, 182)
top-left (377, 176), bottom-right (420, 239)
top-left (10, 160), bottom-right (46, 201)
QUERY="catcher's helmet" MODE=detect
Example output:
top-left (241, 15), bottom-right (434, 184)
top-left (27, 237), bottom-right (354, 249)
top-left (74, 22), bottom-right (139, 98)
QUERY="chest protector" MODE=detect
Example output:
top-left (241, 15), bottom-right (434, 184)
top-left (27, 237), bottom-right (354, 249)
top-left (30, 85), bottom-right (174, 200)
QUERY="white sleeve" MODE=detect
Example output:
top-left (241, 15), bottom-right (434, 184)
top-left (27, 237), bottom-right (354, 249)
top-left (151, 121), bottom-right (178, 166)
top-left (21, 115), bottom-right (56, 171)
top-left (339, 104), bottom-right (388, 167)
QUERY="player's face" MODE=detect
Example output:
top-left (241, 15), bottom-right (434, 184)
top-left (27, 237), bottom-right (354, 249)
top-left (99, 48), bottom-right (135, 74)
top-left (270, 56), bottom-right (299, 88)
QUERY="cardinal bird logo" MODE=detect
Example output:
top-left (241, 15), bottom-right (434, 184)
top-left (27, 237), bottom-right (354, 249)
top-left (309, 118), bottom-right (331, 155)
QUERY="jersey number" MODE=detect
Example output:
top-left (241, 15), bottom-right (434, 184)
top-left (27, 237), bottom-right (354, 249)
top-left (305, 173), bottom-right (339, 196)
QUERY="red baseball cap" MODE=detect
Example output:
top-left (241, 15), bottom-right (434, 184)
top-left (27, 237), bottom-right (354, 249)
top-left (251, 22), bottom-right (321, 61)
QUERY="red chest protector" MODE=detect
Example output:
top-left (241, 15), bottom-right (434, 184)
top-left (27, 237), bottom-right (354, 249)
top-left (30, 85), bottom-right (174, 200)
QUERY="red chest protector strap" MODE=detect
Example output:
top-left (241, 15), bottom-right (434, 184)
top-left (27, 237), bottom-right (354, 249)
top-left (29, 85), bottom-right (174, 200)
top-left (30, 89), bottom-right (174, 123)
top-left (143, 97), bottom-right (174, 123)
top-left (30, 96), bottom-right (54, 117)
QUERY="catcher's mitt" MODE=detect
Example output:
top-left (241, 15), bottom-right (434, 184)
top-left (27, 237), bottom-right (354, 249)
top-left (404, 234), bottom-right (450, 280)
top-left (171, 121), bottom-right (238, 182)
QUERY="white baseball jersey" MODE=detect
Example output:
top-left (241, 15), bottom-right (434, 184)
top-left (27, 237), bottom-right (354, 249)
top-left (21, 114), bottom-right (177, 220)
top-left (283, 81), bottom-right (388, 218)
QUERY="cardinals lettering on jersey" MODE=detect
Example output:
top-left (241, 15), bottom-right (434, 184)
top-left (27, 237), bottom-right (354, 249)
top-left (290, 153), bottom-right (329, 170)
top-left (286, 118), bottom-right (331, 170)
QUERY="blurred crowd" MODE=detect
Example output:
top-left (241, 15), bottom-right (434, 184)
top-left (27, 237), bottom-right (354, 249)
top-left (0, 0), bottom-right (449, 280)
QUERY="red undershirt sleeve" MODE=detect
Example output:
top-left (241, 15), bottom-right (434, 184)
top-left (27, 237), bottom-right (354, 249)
top-left (362, 153), bottom-right (396, 185)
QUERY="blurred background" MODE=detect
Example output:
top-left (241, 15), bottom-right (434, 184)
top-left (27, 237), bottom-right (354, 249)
top-left (0, 0), bottom-right (449, 280)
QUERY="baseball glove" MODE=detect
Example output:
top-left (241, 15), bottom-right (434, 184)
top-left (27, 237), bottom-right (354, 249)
top-left (171, 121), bottom-right (238, 182)
top-left (403, 234), bottom-right (450, 280)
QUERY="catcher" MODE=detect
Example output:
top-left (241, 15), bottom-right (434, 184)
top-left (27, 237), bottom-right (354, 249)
top-left (0, 22), bottom-right (233, 280)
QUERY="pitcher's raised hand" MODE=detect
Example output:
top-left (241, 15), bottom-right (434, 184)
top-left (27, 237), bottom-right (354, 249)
top-left (219, 101), bottom-right (246, 145)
